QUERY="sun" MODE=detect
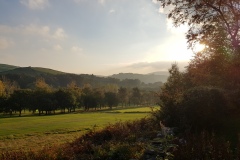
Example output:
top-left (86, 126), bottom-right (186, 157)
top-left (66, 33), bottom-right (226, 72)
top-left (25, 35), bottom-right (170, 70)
top-left (145, 41), bottom-right (196, 62)
top-left (194, 43), bottom-right (205, 53)
top-left (144, 40), bottom-right (206, 63)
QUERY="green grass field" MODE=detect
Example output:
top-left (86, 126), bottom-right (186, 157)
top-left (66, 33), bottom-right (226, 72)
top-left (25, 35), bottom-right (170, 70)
top-left (104, 106), bottom-right (158, 113)
top-left (0, 106), bottom-right (155, 152)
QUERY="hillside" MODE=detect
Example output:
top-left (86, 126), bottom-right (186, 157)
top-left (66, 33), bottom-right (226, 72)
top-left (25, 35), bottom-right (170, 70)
top-left (31, 67), bottom-right (66, 75)
top-left (0, 72), bottom-right (162, 90)
top-left (0, 64), bottom-right (19, 72)
top-left (0, 66), bottom-right (65, 76)
top-left (0, 64), bottom-right (165, 90)
top-left (110, 72), bottom-right (169, 83)
top-left (147, 71), bottom-right (169, 76)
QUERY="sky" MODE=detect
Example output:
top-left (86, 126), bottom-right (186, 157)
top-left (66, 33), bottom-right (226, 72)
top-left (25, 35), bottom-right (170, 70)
top-left (0, 0), bottom-right (198, 76)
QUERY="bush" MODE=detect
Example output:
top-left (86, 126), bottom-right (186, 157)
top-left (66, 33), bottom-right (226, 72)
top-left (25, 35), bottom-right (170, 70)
top-left (181, 86), bottom-right (227, 131)
top-left (158, 86), bottom-right (228, 132)
top-left (173, 131), bottom-right (235, 160)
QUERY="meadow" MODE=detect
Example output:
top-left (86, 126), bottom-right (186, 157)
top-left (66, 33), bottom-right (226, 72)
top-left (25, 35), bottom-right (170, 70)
top-left (0, 106), bottom-right (155, 152)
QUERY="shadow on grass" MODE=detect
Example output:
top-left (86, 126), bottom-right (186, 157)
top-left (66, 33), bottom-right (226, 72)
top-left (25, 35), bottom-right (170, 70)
top-left (0, 106), bottom-right (153, 119)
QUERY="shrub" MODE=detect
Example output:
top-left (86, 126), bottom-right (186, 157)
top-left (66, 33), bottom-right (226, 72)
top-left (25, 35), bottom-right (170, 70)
top-left (181, 86), bottom-right (227, 131)
top-left (173, 131), bottom-right (235, 159)
top-left (157, 85), bottom-right (228, 132)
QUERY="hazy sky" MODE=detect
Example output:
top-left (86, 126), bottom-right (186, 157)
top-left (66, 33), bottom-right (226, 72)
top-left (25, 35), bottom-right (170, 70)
top-left (0, 0), bottom-right (197, 75)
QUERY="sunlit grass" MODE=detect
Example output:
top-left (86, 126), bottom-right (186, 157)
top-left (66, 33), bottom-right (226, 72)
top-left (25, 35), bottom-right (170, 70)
top-left (0, 112), bottom-right (147, 137)
top-left (0, 106), bottom-right (152, 152)
top-left (105, 106), bottom-right (159, 113)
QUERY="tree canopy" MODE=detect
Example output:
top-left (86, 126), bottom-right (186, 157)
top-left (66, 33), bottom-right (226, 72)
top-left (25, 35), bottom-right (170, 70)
top-left (159, 0), bottom-right (240, 53)
top-left (157, 0), bottom-right (240, 131)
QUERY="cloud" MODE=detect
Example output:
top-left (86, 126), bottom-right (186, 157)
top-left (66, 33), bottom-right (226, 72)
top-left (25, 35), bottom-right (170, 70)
top-left (71, 46), bottom-right (83, 53)
top-left (157, 3), bottom-right (174, 14)
top-left (53, 28), bottom-right (67, 40)
top-left (0, 25), bottom-right (13, 33)
top-left (98, 0), bottom-right (106, 5)
top-left (53, 44), bottom-right (62, 51)
top-left (73, 0), bottom-right (109, 5)
top-left (102, 60), bottom-right (189, 76)
top-left (20, 0), bottom-right (49, 10)
top-left (24, 24), bottom-right (50, 37)
top-left (109, 9), bottom-right (115, 14)
top-left (155, 3), bottom-right (188, 34)
top-left (73, 0), bottom-right (86, 3)
top-left (143, 37), bottom-right (194, 63)
top-left (152, 0), bottom-right (158, 4)
top-left (0, 38), bottom-right (13, 50)
top-left (0, 24), bottom-right (67, 41)
top-left (127, 61), bottom-right (188, 71)
top-left (166, 18), bottom-right (188, 34)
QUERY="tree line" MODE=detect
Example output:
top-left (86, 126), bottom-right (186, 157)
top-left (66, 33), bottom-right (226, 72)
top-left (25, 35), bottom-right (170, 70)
top-left (0, 78), bottom-right (157, 116)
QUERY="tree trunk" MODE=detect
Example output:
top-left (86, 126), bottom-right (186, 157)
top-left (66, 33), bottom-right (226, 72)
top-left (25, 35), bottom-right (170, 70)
top-left (19, 110), bottom-right (21, 117)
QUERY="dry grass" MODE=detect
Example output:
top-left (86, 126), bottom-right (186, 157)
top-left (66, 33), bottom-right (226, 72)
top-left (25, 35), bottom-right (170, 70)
top-left (0, 131), bottom-right (86, 152)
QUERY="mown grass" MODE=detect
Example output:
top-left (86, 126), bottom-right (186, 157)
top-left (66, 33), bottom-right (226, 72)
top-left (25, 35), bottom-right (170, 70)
top-left (104, 106), bottom-right (158, 113)
top-left (0, 106), bottom-right (153, 152)
top-left (0, 112), bottom-right (147, 136)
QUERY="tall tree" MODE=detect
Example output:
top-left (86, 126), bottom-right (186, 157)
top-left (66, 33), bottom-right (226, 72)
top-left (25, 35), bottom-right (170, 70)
top-left (35, 77), bottom-right (51, 92)
top-left (104, 92), bottom-right (118, 109)
top-left (104, 84), bottom-right (119, 93)
top-left (93, 88), bottom-right (105, 110)
top-left (158, 0), bottom-right (240, 52)
top-left (81, 84), bottom-right (96, 110)
top-left (8, 89), bottom-right (32, 116)
top-left (0, 96), bottom-right (7, 113)
top-left (158, 63), bottom-right (185, 126)
top-left (0, 80), bottom-right (5, 97)
top-left (131, 87), bottom-right (142, 106)
top-left (118, 87), bottom-right (128, 107)
top-left (67, 81), bottom-right (81, 111)
top-left (55, 89), bottom-right (76, 113)
top-left (1, 77), bottom-right (19, 97)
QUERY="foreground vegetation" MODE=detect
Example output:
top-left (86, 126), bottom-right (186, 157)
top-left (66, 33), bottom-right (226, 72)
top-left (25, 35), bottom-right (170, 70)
top-left (155, 0), bottom-right (240, 159)
top-left (2, 114), bottom-right (240, 160)
top-left (0, 117), bottom-right (160, 160)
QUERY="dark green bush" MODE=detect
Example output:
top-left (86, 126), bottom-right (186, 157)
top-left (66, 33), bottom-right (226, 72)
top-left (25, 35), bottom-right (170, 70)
top-left (181, 86), bottom-right (227, 131)
top-left (158, 85), bottom-right (228, 132)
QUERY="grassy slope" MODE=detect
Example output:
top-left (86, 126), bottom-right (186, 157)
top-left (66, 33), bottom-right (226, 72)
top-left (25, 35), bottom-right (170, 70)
top-left (0, 67), bottom-right (66, 76)
top-left (0, 112), bottom-right (147, 137)
top-left (32, 67), bottom-right (66, 75)
top-left (0, 64), bottom-right (19, 72)
top-left (0, 107), bottom-right (153, 152)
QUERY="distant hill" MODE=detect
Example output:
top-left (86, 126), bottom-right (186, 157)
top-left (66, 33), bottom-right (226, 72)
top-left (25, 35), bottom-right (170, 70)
top-left (31, 67), bottom-right (66, 75)
top-left (0, 66), bottom-right (66, 76)
top-left (0, 64), bottom-right (163, 90)
top-left (110, 72), bottom-right (169, 83)
top-left (0, 64), bottom-right (19, 72)
top-left (147, 71), bottom-right (169, 76)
